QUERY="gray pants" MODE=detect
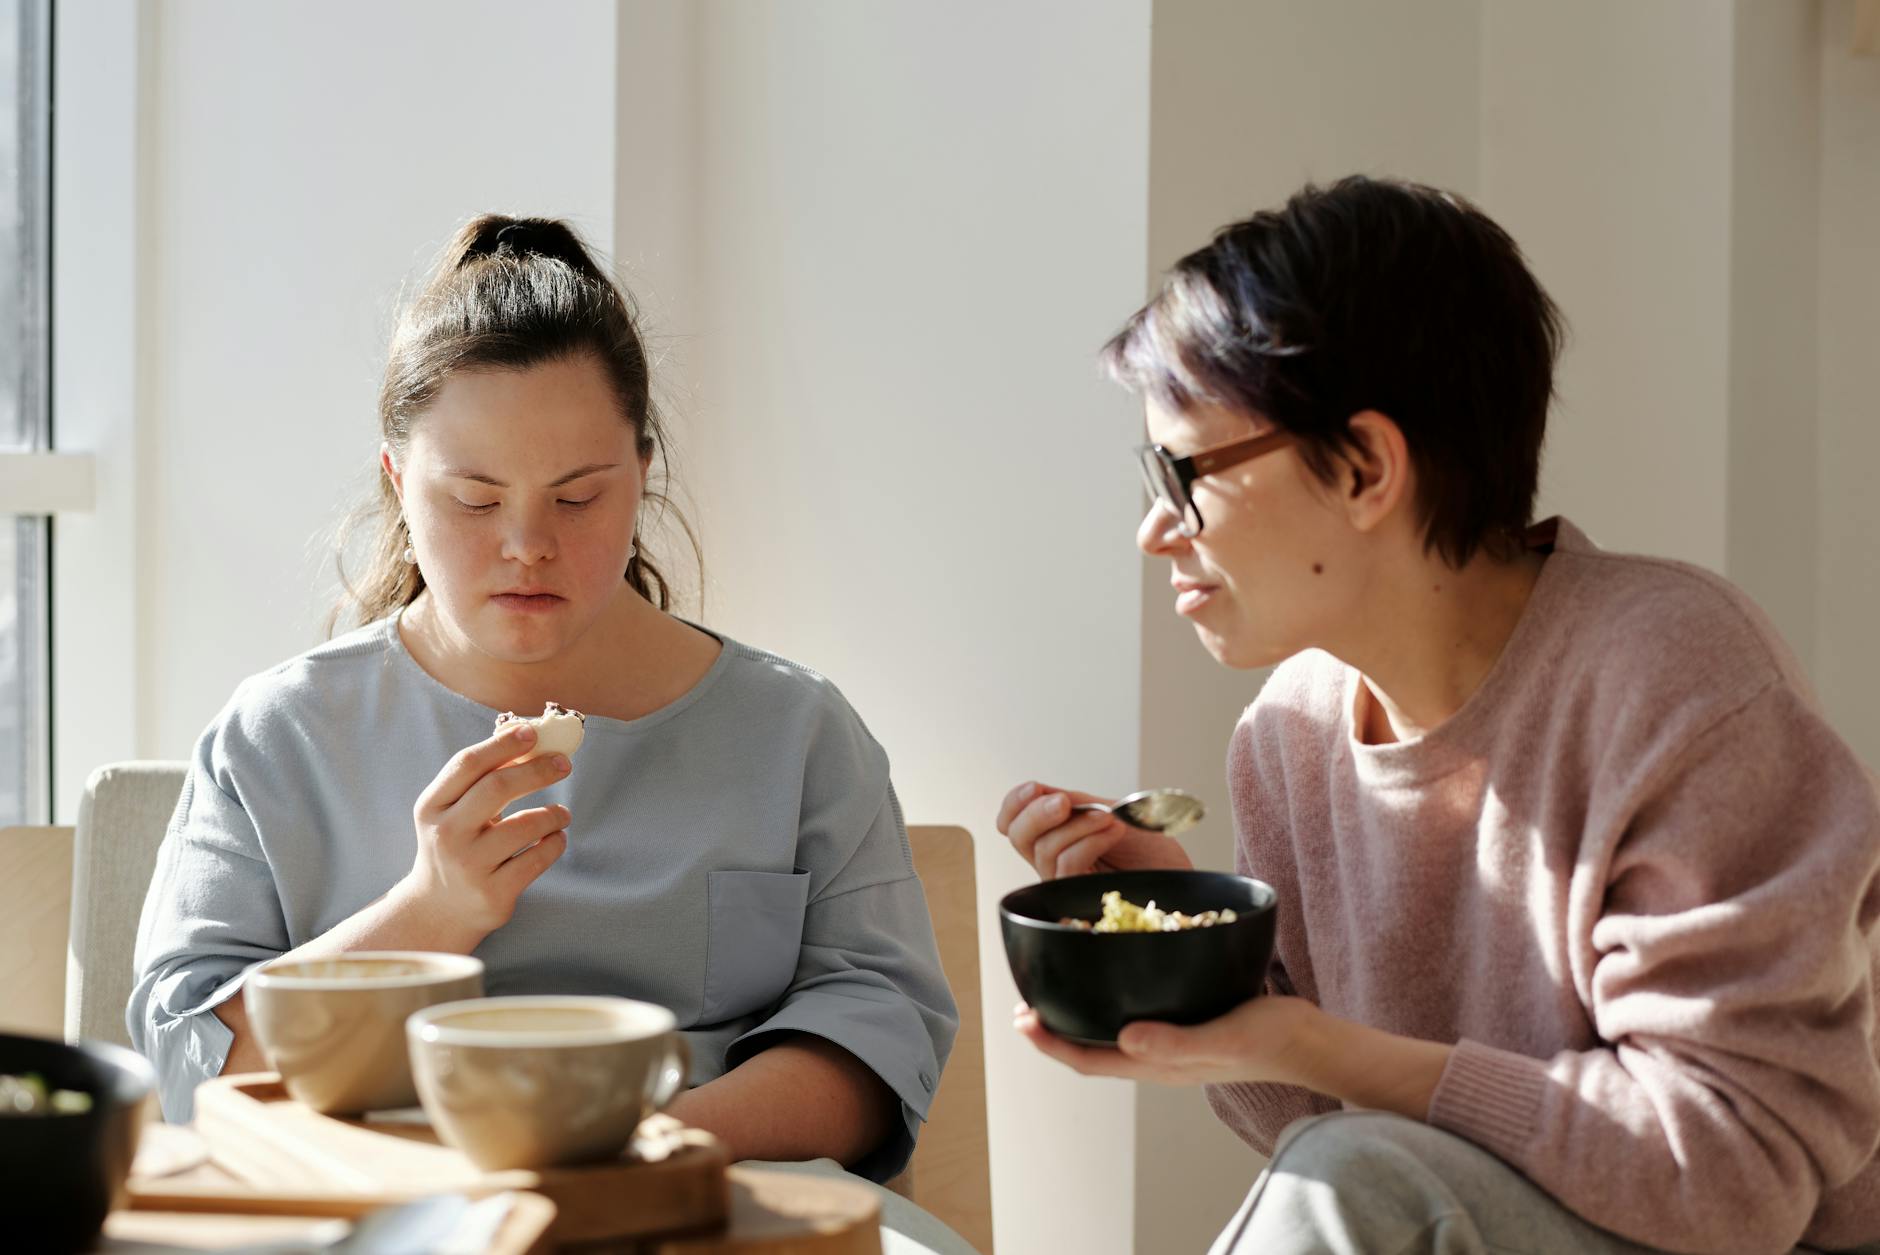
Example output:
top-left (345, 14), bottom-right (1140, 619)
top-left (1206, 1111), bottom-right (1877, 1255)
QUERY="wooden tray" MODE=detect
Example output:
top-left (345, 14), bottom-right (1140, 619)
top-left (139, 1073), bottom-right (730, 1246)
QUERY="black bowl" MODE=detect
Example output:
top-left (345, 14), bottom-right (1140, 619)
top-left (1001, 870), bottom-right (1278, 1045)
top-left (0, 1033), bottom-right (156, 1254)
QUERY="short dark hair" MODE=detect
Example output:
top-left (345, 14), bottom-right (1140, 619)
top-left (1102, 176), bottom-right (1565, 567)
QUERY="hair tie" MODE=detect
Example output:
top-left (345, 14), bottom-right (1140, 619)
top-left (494, 222), bottom-right (533, 255)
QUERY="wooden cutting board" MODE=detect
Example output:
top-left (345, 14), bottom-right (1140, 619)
top-left (149, 1073), bottom-right (729, 1245)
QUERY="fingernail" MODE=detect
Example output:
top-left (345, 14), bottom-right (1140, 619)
top-left (1119, 1027), bottom-right (1153, 1054)
top-left (1043, 793), bottom-right (1065, 812)
top-left (515, 724), bottom-right (536, 741)
top-left (552, 754), bottom-right (571, 772)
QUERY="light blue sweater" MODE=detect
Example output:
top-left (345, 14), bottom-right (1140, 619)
top-left (127, 616), bottom-right (956, 1181)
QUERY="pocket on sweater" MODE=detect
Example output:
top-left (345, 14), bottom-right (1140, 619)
top-left (701, 868), bottom-right (812, 1023)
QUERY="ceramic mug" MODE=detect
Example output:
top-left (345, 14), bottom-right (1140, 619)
top-left (245, 951), bottom-right (485, 1114)
top-left (406, 995), bottom-right (690, 1171)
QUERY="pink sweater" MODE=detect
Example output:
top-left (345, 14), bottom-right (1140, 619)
top-left (1204, 519), bottom-right (1880, 1255)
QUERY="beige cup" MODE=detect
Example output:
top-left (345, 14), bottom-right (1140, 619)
top-left (246, 951), bottom-right (484, 1115)
top-left (406, 995), bottom-right (690, 1171)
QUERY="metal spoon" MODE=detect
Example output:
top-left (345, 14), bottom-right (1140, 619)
top-left (1071, 788), bottom-right (1206, 836)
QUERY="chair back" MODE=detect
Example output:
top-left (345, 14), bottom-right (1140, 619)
top-left (906, 824), bottom-right (993, 1253)
top-left (66, 761), bottom-right (187, 1047)
top-left (0, 825), bottom-right (75, 1038)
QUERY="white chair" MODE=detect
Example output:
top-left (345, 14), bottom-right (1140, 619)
top-left (64, 761), bottom-right (187, 1048)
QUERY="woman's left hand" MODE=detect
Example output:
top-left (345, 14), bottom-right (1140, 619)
top-left (1015, 995), bottom-right (1454, 1120)
top-left (1015, 994), bottom-right (1324, 1088)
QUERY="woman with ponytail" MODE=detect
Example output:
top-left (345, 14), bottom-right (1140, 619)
top-left (127, 216), bottom-right (956, 1187)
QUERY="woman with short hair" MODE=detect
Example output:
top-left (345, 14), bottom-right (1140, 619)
top-left (1001, 176), bottom-right (1880, 1255)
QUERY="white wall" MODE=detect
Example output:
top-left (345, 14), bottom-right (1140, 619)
top-left (1727, 1), bottom-right (1821, 675)
top-left (611, 0), bottom-right (705, 608)
top-left (1483, 0), bottom-right (1880, 764)
top-left (1817, 0), bottom-right (1880, 766)
top-left (52, 0), bottom-right (619, 811)
top-left (657, 5), bottom-right (1155, 1251)
top-left (1481, 1), bottom-right (1736, 573)
top-left (1482, 1), bottom-right (1835, 677)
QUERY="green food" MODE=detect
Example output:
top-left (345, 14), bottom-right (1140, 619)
top-left (0, 1071), bottom-right (93, 1115)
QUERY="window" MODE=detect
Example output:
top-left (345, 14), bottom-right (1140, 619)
top-left (0, 0), bottom-right (52, 825)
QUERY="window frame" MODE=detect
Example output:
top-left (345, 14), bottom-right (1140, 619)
top-left (0, 0), bottom-right (58, 825)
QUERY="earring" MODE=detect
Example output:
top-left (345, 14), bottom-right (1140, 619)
top-left (402, 544), bottom-right (416, 565)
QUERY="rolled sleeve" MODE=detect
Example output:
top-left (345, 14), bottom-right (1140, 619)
top-left (728, 789), bottom-right (958, 1181)
top-left (133, 955), bottom-right (257, 1122)
top-left (127, 732), bottom-right (290, 1122)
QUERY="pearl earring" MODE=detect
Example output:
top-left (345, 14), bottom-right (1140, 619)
top-left (403, 543), bottom-right (416, 565)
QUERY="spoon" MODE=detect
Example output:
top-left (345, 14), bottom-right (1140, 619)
top-left (1071, 788), bottom-right (1206, 836)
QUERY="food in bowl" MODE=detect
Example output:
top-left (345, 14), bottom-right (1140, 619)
top-left (495, 701), bottom-right (586, 762)
top-left (1059, 889), bottom-right (1239, 933)
top-left (1002, 870), bottom-right (1278, 1045)
top-left (0, 1073), bottom-right (93, 1115)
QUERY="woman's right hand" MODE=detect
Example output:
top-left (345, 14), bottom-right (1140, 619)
top-left (996, 780), bottom-right (1194, 881)
top-left (399, 722), bottom-right (572, 943)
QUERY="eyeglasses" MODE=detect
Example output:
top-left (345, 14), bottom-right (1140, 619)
top-left (1137, 430), bottom-right (1296, 538)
